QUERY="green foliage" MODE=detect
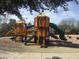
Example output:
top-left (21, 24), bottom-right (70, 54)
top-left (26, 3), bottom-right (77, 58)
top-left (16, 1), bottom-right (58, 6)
top-left (0, 19), bottom-right (16, 37)
top-left (0, 23), bottom-right (8, 36)
top-left (58, 18), bottom-right (79, 34)
top-left (0, 0), bottom-right (74, 19)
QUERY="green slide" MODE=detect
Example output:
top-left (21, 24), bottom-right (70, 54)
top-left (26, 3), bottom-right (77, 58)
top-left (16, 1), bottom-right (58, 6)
top-left (50, 23), bottom-right (67, 41)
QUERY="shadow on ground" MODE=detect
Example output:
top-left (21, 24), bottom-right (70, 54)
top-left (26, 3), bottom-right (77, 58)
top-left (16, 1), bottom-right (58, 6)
top-left (48, 40), bottom-right (79, 48)
top-left (0, 38), bottom-right (79, 53)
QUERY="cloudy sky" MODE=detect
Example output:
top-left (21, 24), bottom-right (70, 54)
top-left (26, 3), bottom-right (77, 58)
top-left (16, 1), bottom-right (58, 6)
top-left (8, 1), bottom-right (79, 24)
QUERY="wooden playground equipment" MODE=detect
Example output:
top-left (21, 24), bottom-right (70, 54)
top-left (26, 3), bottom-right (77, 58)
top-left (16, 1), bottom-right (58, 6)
top-left (6, 13), bottom-right (67, 48)
top-left (12, 20), bottom-right (27, 42)
top-left (34, 16), bottom-right (50, 47)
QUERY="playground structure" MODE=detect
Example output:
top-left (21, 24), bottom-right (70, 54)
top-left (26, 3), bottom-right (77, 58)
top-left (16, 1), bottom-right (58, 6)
top-left (34, 16), bottom-right (50, 47)
top-left (6, 14), bottom-right (67, 48)
top-left (12, 20), bottom-right (27, 42)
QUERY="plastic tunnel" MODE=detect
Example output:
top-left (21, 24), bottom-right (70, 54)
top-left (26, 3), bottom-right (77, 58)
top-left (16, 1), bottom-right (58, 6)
top-left (49, 23), bottom-right (67, 41)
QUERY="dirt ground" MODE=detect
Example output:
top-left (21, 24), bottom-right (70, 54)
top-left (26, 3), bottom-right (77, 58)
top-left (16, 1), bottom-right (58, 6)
top-left (0, 35), bottom-right (79, 59)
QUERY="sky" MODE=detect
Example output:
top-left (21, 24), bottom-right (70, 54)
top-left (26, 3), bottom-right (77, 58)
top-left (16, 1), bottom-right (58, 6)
top-left (1, 1), bottom-right (79, 25)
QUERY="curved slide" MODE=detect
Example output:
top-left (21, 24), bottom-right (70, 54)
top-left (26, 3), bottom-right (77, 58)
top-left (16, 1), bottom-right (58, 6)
top-left (49, 23), bottom-right (67, 41)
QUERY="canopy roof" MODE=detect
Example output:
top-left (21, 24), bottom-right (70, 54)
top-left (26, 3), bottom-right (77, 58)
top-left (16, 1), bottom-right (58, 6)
top-left (16, 20), bottom-right (26, 24)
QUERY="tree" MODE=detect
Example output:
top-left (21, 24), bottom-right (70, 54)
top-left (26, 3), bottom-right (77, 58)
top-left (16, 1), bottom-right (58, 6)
top-left (0, 23), bottom-right (8, 36)
top-left (0, 0), bottom-right (77, 20)
top-left (0, 19), bottom-right (16, 36)
top-left (76, 20), bottom-right (79, 34)
top-left (8, 19), bottom-right (16, 30)
top-left (59, 18), bottom-right (77, 34)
